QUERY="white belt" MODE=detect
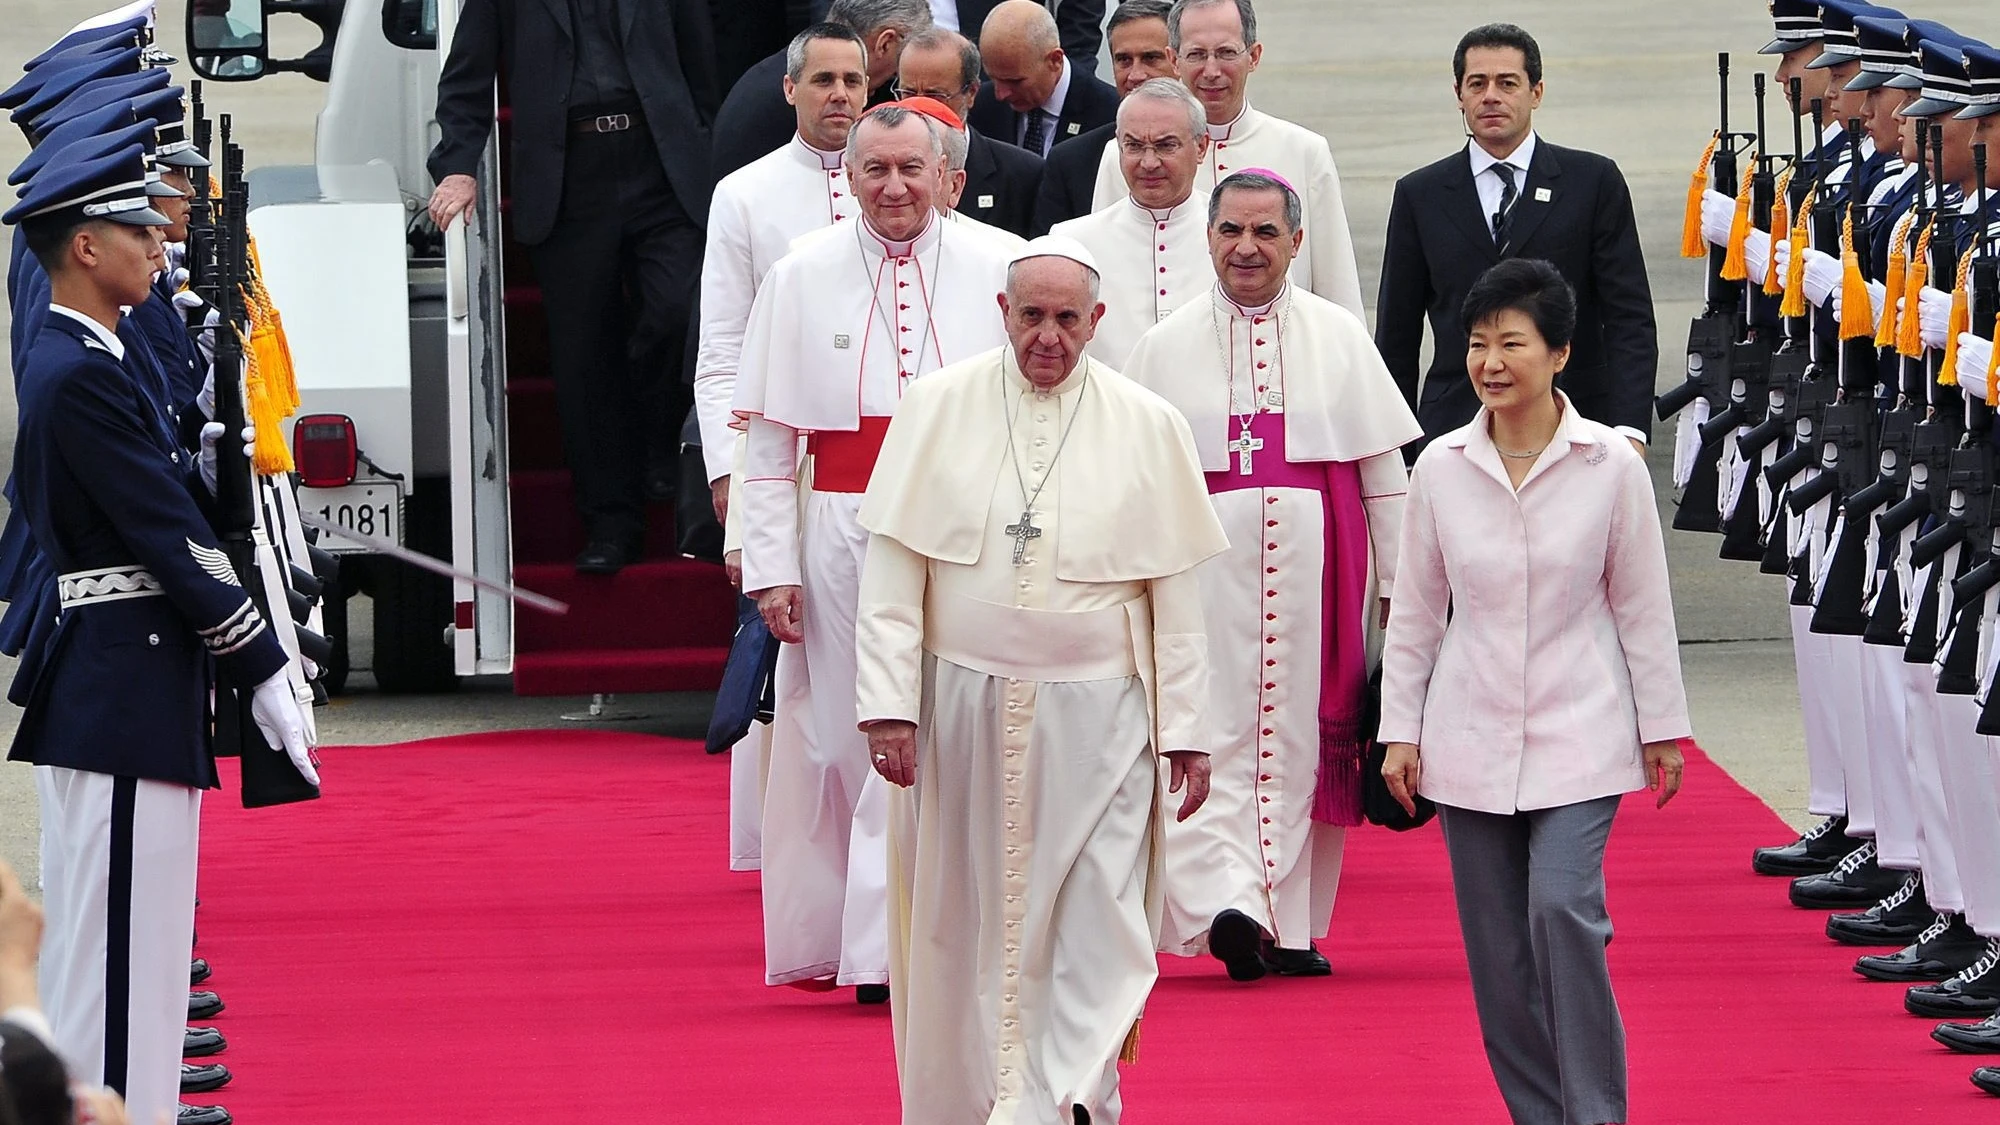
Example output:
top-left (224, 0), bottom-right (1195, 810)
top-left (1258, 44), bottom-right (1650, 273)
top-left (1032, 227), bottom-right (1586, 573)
top-left (58, 565), bottom-right (163, 610)
top-left (925, 592), bottom-right (1139, 683)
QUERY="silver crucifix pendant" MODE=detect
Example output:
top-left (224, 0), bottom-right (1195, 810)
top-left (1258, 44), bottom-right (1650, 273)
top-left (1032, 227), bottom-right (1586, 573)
top-left (1005, 509), bottom-right (1043, 565)
top-left (1230, 425), bottom-right (1264, 475)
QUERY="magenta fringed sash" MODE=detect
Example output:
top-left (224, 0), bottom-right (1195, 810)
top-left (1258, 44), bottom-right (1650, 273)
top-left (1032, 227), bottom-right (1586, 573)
top-left (1204, 413), bottom-right (1372, 826)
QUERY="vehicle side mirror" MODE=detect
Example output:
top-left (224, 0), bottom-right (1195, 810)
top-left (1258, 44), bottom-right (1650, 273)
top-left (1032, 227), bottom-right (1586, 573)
top-left (187, 0), bottom-right (270, 82)
top-left (381, 0), bottom-right (437, 51)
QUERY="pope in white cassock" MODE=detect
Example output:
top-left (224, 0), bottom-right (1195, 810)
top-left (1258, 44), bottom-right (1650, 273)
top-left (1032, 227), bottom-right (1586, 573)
top-left (1124, 170), bottom-right (1421, 981)
top-left (693, 23), bottom-right (870, 874)
top-left (732, 104), bottom-right (1015, 995)
top-left (853, 236), bottom-right (1228, 1125)
top-left (1052, 78), bottom-right (1213, 370)
top-left (1089, 0), bottom-right (1364, 319)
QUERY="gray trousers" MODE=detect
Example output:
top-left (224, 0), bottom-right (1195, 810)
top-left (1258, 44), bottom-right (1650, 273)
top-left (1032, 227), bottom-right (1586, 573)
top-left (1438, 796), bottom-right (1626, 1125)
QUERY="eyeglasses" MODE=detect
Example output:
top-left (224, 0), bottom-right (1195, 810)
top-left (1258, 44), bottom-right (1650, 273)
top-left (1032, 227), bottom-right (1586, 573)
top-left (1180, 45), bottom-right (1247, 66)
top-left (1119, 137), bottom-right (1188, 158)
top-left (892, 84), bottom-right (972, 101)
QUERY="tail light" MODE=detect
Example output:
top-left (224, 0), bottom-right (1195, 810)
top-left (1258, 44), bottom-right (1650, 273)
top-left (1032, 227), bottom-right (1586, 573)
top-left (293, 413), bottom-right (358, 488)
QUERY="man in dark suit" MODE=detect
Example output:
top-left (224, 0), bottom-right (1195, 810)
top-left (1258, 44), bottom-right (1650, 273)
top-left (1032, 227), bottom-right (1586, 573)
top-left (1375, 23), bottom-right (1656, 454)
top-left (1032, 0), bottom-right (1176, 234)
top-left (428, 0), bottom-right (720, 572)
top-left (897, 28), bottom-right (1042, 236)
top-left (711, 0), bottom-right (931, 179)
top-left (967, 0), bottom-right (1118, 158)
top-left (954, 0), bottom-right (1104, 72)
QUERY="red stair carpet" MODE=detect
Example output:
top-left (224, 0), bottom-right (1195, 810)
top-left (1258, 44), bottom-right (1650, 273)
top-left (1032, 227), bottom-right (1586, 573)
top-left (191, 736), bottom-right (1996, 1123)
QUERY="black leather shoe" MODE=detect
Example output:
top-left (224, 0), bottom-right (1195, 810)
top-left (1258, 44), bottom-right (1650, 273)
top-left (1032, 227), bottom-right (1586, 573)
top-left (1789, 840), bottom-right (1904, 909)
top-left (855, 984), bottom-right (889, 1004)
top-left (644, 464), bottom-right (676, 504)
top-left (1755, 814), bottom-right (1860, 876)
top-left (1073, 1107), bottom-right (1091, 1124)
top-left (1856, 913), bottom-right (1988, 982)
top-left (189, 957), bottom-right (210, 985)
top-left (181, 1063), bottom-right (231, 1094)
top-left (178, 1105), bottom-right (232, 1125)
top-left (1208, 909), bottom-right (1266, 982)
top-left (188, 990), bottom-right (224, 1021)
top-left (1973, 1067), bottom-right (2000, 1096)
top-left (1933, 1013), bottom-right (2000, 1054)
top-left (575, 537), bottom-right (640, 576)
top-left (1259, 941), bottom-right (1332, 977)
top-left (1827, 872), bottom-right (1931, 946)
top-left (1907, 940), bottom-right (2000, 1017)
top-left (184, 1026), bottom-right (226, 1058)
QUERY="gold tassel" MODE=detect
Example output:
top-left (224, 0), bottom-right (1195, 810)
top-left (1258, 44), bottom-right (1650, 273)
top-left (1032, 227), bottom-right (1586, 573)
top-left (1722, 153), bottom-right (1758, 281)
top-left (1119, 1019), bottom-right (1142, 1065)
top-left (1839, 211), bottom-right (1874, 340)
top-left (1988, 312), bottom-right (2000, 408)
top-left (239, 322), bottom-right (297, 475)
top-left (1781, 186), bottom-right (1814, 319)
top-left (1874, 212), bottom-right (1912, 349)
top-left (1682, 132), bottom-right (1721, 259)
top-left (1764, 169), bottom-right (1792, 296)
top-left (1941, 254), bottom-right (1973, 386)
top-left (245, 243), bottom-right (301, 416)
top-left (1897, 221), bottom-right (1932, 358)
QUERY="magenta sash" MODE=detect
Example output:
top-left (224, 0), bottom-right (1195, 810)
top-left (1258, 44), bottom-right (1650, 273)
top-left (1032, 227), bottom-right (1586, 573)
top-left (1205, 413), bottom-right (1370, 826)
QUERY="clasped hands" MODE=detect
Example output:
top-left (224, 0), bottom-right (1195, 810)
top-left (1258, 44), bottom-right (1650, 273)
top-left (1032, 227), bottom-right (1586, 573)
top-left (863, 719), bottom-right (1212, 821)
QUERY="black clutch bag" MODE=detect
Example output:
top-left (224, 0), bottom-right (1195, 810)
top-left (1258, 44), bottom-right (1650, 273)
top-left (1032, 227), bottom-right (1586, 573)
top-left (1358, 667), bottom-right (1436, 831)
top-left (705, 595), bottom-right (780, 754)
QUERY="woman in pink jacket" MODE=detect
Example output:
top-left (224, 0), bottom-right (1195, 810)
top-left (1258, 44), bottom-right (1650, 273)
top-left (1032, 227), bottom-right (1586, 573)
top-left (1378, 258), bottom-right (1692, 1125)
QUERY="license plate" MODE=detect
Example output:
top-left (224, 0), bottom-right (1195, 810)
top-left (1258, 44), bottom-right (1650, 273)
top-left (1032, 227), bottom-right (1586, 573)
top-left (302, 483), bottom-right (402, 553)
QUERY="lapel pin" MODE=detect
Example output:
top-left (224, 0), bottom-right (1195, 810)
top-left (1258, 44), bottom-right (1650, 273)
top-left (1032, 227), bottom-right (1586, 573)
top-left (1066, 122), bottom-right (1080, 135)
top-left (978, 194), bottom-right (995, 208)
top-left (834, 334), bottom-right (850, 349)
top-left (1534, 187), bottom-right (1552, 203)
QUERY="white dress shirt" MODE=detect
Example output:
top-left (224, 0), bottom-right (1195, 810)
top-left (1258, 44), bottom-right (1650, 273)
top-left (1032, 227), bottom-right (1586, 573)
top-left (1018, 57), bottom-right (1072, 157)
top-left (927, 0), bottom-right (959, 30)
top-left (1468, 131), bottom-right (1536, 241)
top-left (49, 303), bottom-right (126, 359)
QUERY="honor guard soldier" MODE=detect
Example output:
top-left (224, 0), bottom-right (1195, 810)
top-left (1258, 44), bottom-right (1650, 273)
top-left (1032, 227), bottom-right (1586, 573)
top-left (3, 140), bottom-right (316, 1125)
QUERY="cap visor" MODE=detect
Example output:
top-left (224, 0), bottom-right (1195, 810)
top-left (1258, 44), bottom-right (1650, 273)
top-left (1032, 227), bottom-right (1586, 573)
top-left (143, 179), bottom-right (179, 196)
top-left (156, 149), bottom-right (208, 168)
top-left (1955, 100), bottom-right (2000, 120)
top-left (104, 203), bottom-right (168, 225)
top-left (1805, 47), bottom-right (1859, 69)
top-left (1882, 73), bottom-right (1923, 90)
top-left (1843, 69), bottom-right (1892, 91)
top-left (1898, 95), bottom-right (1958, 117)
top-left (1760, 37), bottom-right (1811, 55)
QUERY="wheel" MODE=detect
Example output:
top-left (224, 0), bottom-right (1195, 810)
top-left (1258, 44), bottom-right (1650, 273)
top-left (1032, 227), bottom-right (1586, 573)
top-left (369, 481), bottom-right (458, 694)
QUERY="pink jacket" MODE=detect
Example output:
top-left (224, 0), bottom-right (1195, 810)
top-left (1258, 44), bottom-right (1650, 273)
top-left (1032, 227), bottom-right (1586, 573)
top-left (1378, 394), bottom-right (1692, 814)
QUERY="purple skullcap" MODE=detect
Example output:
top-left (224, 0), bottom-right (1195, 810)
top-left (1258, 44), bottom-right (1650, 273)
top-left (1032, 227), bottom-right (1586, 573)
top-left (1231, 166), bottom-right (1297, 195)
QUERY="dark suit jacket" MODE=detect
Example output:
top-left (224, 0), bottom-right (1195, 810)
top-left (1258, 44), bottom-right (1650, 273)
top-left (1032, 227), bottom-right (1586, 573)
top-left (960, 130), bottom-right (1043, 237)
top-left (429, 0), bottom-right (721, 246)
top-left (1375, 139), bottom-right (1658, 445)
top-left (709, 49), bottom-right (896, 181)
top-left (707, 0), bottom-right (807, 95)
top-left (954, 0), bottom-right (1104, 70)
top-left (1031, 118), bottom-right (1110, 234)
top-left (967, 66), bottom-right (1117, 156)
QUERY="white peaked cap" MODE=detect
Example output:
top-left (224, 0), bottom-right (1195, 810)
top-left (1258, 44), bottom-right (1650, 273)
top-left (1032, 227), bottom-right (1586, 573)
top-left (1008, 234), bottom-right (1100, 278)
top-left (68, 0), bottom-right (156, 35)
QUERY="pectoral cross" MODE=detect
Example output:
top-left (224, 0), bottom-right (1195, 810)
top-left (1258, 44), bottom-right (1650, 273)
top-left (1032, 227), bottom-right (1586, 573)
top-left (1006, 509), bottom-right (1043, 565)
top-left (1230, 425), bottom-right (1264, 475)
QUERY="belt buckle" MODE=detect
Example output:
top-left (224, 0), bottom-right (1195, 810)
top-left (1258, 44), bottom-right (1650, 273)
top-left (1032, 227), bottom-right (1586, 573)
top-left (595, 113), bottom-right (630, 133)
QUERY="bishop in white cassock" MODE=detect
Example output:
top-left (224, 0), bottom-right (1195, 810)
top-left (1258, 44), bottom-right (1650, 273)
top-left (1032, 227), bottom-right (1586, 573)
top-left (854, 238), bottom-right (1227, 1125)
top-left (733, 106), bottom-right (1014, 994)
top-left (1124, 171), bottom-right (1421, 981)
top-left (1052, 78), bottom-right (1212, 370)
top-left (694, 25), bottom-right (869, 874)
top-left (1088, 0), bottom-right (1364, 319)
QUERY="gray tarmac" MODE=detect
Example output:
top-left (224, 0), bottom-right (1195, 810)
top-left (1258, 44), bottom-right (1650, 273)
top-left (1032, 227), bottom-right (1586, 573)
top-left (0, 0), bottom-right (1993, 882)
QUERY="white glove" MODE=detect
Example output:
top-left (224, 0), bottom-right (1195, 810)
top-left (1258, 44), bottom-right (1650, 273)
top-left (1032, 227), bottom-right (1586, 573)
top-left (1831, 278), bottom-right (1886, 326)
top-left (1799, 247), bottom-right (1843, 308)
top-left (1742, 228), bottom-right (1772, 285)
top-left (250, 669), bottom-right (320, 785)
top-left (1956, 333), bottom-right (1995, 401)
top-left (1918, 286), bottom-right (1951, 351)
top-left (198, 421), bottom-right (256, 494)
top-left (1701, 189), bottom-right (1736, 248)
top-left (1771, 231), bottom-right (1792, 283)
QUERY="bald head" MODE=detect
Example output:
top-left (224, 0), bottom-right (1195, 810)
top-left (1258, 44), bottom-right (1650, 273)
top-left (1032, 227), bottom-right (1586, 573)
top-left (980, 0), bottom-right (1066, 113)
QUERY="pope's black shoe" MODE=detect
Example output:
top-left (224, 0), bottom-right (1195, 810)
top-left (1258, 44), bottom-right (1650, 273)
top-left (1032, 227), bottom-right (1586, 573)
top-left (1973, 1067), bottom-right (2000, 1096)
top-left (188, 990), bottom-right (224, 1021)
top-left (1754, 814), bottom-right (1860, 876)
top-left (1259, 941), bottom-right (1332, 977)
top-left (1789, 840), bottom-right (1903, 909)
top-left (1906, 940), bottom-right (2000, 1018)
top-left (190, 957), bottom-right (210, 985)
top-left (1856, 913), bottom-right (1987, 982)
top-left (1208, 909), bottom-right (1266, 982)
top-left (184, 1026), bottom-right (226, 1058)
top-left (178, 1105), bottom-right (232, 1125)
top-left (1826, 872), bottom-right (1931, 946)
top-left (181, 1063), bottom-right (231, 1094)
top-left (575, 536), bottom-right (641, 576)
top-left (1932, 1013), bottom-right (2000, 1054)
top-left (855, 984), bottom-right (889, 1005)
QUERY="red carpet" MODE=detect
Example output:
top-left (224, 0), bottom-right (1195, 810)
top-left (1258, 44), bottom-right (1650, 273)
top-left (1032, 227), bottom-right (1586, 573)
top-left (194, 735), bottom-right (1996, 1123)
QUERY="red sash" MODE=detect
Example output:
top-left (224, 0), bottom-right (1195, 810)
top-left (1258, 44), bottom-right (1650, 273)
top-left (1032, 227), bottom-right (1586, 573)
top-left (805, 416), bottom-right (893, 494)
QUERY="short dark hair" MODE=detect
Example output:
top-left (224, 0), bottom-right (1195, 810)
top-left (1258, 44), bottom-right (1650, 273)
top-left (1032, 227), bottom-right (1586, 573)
top-left (18, 212), bottom-right (92, 274)
top-left (1107, 0), bottom-right (1173, 38)
top-left (1453, 23), bottom-right (1542, 87)
top-left (788, 21), bottom-right (871, 83)
top-left (1209, 170), bottom-right (1301, 234)
top-left (1460, 258), bottom-right (1575, 350)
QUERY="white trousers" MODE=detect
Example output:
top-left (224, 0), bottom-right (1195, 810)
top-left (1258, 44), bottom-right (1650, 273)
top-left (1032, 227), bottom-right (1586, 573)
top-left (1901, 664), bottom-right (1965, 913)
top-left (1790, 604), bottom-right (1848, 818)
top-left (1824, 633), bottom-right (1874, 834)
top-left (1935, 694), bottom-right (2000, 935)
top-left (35, 767), bottom-right (198, 1125)
top-left (759, 490), bottom-right (888, 986)
top-left (1861, 642), bottom-right (1918, 868)
top-left (728, 721), bottom-right (772, 872)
